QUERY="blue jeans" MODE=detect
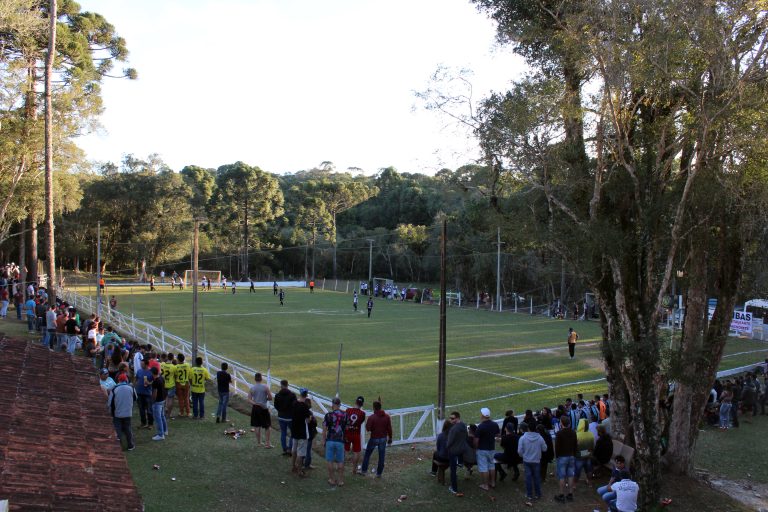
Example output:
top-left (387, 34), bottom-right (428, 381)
top-left (304, 437), bottom-right (314, 468)
top-left (137, 394), bottom-right (153, 426)
top-left (597, 484), bottom-right (617, 505)
top-left (113, 417), bottom-right (135, 450)
top-left (15, 304), bottom-right (21, 320)
top-left (719, 402), bottom-right (732, 428)
top-left (153, 401), bottom-right (167, 437)
top-left (278, 417), bottom-right (292, 452)
top-left (192, 392), bottom-right (205, 419)
top-left (0, 300), bottom-right (8, 317)
top-left (66, 335), bottom-right (79, 354)
top-left (523, 461), bottom-right (542, 498)
top-left (216, 392), bottom-right (230, 421)
top-left (26, 314), bottom-right (35, 331)
top-left (361, 437), bottom-right (387, 476)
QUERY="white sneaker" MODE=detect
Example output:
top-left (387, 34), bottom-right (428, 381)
top-left (152, 435), bottom-right (165, 441)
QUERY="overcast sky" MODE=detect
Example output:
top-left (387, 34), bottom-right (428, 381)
top-left (76, 0), bottom-right (525, 175)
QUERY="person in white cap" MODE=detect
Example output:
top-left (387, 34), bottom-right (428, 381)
top-left (476, 407), bottom-right (500, 491)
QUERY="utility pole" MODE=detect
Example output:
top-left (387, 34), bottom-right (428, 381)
top-left (437, 219), bottom-right (447, 422)
top-left (192, 217), bottom-right (206, 361)
top-left (496, 227), bottom-right (504, 312)
top-left (96, 222), bottom-right (102, 317)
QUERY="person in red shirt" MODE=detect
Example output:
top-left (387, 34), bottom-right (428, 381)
top-left (359, 400), bottom-right (392, 478)
top-left (344, 396), bottom-right (367, 474)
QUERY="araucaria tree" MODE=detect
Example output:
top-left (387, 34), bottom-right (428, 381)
top-left (210, 162), bottom-right (285, 279)
top-left (471, 0), bottom-right (768, 506)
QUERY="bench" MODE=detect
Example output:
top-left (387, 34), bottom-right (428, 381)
top-left (606, 439), bottom-right (635, 470)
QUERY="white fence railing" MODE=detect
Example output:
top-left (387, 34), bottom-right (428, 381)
top-left (58, 287), bottom-right (435, 445)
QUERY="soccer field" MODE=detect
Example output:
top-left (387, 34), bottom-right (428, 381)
top-left (76, 284), bottom-right (765, 421)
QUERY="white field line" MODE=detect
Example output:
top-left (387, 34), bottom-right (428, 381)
top-left (446, 362), bottom-right (548, 387)
top-left (445, 342), bottom-right (599, 362)
top-left (722, 349), bottom-right (768, 359)
top-left (446, 377), bottom-right (608, 409)
top-left (139, 309), bottom-right (358, 321)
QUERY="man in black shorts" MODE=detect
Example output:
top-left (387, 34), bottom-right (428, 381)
top-left (248, 372), bottom-right (274, 448)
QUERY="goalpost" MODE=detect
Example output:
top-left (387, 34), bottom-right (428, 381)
top-left (182, 270), bottom-right (222, 287)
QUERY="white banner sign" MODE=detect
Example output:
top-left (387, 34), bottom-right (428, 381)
top-left (731, 311), bottom-right (753, 334)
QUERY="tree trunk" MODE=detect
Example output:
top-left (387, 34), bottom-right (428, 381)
top-left (242, 195), bottom-right (249, 279)
top-left (27, 213), bottom-right (38, 285)
top-left (44, 0), bottom-right (57, 304)
top-left (19, 219), bottom-right (26, 295)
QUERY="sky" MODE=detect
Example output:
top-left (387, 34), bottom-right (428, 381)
top-left (76, 0), bottom-right (525, 176)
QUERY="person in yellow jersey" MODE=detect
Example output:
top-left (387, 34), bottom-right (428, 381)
top-left (567, 327), bottom-right (579, 359)
top-left (190, 356), bottom-right (212, 420)
top-left (160, 353), bottom-right (177, 419)
top-left (174, 354), bottom-right (192, 418)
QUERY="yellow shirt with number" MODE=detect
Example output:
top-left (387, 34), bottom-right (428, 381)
top-left (175, 362), bottom-right (191, 385)
top-left (161, 362), bottom-right (176, 389)
top-left (190, 366), bottom-right (211, 393)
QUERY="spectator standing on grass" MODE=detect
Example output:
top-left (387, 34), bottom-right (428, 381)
top-left (24, 295), bottom-right (35, 333)
top-left (108, 373), bottom-right (137, 451)
top-left (731, 378), bottom-right (742, 428)
top-left (323, 397), bottom-right (347, 486)
top-left (134, 359), bottom-right (154, 429)
top-left (161, 355), bottom-right (176, 418)
top-left (13, 287), bottom-right (23, 320)
top-left (536, 424), bottom-right (554, 482)
top-left (518, 422), bottom-right (547, 502)
top-left (567, 327), bottom-right (579, 359)
top-left (554, 416), bottom-right (578, 503)
top-left (216, 362), bottom-right (232, 423)
top-left (64, 310), bottom-right (81, 354)
top-left (190, 357), bottom-right (211, 420)
top-left (248, 372), bottom-right (273, 447)
top-left (291, 388), bottom-right (312, 475)
top-left (719, 385), bottom-right (733, 429)
top-left (274, 380), bottom-right (296, 455)
top-left (44, 303), bottom-right (56, 350)
top-left (174, 354), bottom-right (192, 418)
top-left (360, 400), bottom-right (392, 478)
top-left (151, 367), bottom-right (168, 440)
top-left (304, 399), bottom-right (318, 470)
top-left (446, 411), bottom-right (467, 496)
top-left (344, 396), bottom-right (366, 474)
top-left (476, 407), bottom-right (500, 491)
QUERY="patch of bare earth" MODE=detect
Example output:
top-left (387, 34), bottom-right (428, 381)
top-left (698, 470), bottom-right (768, 512)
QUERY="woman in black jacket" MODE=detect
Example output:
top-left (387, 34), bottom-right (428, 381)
top-left (536, 424), bottom-right (554, 482)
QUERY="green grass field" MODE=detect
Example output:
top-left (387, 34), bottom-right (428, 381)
top-left (76, 284), bottom-right (767, 422)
